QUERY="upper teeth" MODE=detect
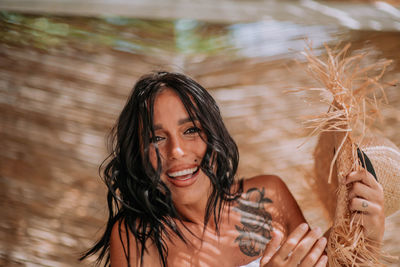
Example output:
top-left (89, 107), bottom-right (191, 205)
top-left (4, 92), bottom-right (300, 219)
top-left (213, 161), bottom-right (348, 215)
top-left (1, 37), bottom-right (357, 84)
top-left (168, 167), bottom-right (198, 178)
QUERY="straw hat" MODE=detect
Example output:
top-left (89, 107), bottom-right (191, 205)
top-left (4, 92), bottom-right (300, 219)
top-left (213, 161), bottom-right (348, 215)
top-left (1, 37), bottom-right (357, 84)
top-left (357, 135), bottom-right (400, 217)
top-left (314, 132), bottom-right (400, 220)
top-left (297, 43), bottom-right (399, 266)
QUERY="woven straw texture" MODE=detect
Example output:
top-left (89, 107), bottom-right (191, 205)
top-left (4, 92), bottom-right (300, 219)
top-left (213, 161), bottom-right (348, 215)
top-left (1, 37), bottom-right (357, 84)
top-left (359, 136), bottom-right (400, 217)
top-left (298, 43), bottom-right (399, 266)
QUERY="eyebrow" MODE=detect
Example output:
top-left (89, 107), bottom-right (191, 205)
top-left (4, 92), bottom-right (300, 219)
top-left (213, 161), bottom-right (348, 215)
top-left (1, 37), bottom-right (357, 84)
top-left (153, 117), bottom-right (198, 131)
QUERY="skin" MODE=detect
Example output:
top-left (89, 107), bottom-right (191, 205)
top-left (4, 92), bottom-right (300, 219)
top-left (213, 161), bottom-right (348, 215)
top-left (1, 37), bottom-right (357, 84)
top-left (148, 88), bottom-right (211, 220)
top-left (110, 88), bottom-right (386, 267)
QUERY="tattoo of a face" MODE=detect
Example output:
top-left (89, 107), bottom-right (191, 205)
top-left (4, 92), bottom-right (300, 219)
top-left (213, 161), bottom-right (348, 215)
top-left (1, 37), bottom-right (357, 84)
top-left (233, 187), bottom-right (273, 257)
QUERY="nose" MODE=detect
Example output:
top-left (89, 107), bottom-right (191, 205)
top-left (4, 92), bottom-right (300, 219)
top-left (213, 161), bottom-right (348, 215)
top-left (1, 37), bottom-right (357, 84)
top-left (168, 137), bottom-right (185, 160)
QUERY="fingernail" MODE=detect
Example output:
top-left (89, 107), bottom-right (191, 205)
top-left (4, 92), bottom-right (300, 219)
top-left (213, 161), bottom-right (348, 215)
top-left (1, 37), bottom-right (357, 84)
top-left (300, 223), bottom-right (308, 230)
top-left (321, 255), bottom-right (328, 264)
top-left (320, 237), bottom-right (327, 245)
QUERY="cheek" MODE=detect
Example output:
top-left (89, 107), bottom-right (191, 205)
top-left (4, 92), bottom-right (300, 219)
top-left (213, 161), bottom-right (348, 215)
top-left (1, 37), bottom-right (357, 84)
top-left (201, 143), bottom-right (207, 156)
top-left (197, 138), bottom-right (208, 158)
top-left (148, 146), bottom-right (158, 170)
top-left (148, 147), bottom-right (169, 183)
top-left (200, 133), bottom-right (208, 154)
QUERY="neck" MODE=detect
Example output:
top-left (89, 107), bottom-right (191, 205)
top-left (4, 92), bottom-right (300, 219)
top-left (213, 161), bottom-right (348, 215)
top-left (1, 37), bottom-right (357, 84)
top-left (174, 187), bottom-right (221, 230)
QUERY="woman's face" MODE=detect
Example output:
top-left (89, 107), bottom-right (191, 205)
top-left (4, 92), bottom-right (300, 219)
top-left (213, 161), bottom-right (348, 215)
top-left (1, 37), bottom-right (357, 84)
top-left (149, 88), bottom-right (210, 205)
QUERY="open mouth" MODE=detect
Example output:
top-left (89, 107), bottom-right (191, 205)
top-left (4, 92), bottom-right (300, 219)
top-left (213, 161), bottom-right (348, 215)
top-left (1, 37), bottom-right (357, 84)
top-left (166, 166), bottom-right (201, 187)
top-left (167, 166), bottom-right (199, 181)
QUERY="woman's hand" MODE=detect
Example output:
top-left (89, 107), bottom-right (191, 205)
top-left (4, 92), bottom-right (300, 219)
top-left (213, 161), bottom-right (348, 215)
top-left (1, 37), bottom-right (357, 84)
top-left (347, 169), bottom-right (385, 243)
top-left (260, 223), bottom-right (328, 267)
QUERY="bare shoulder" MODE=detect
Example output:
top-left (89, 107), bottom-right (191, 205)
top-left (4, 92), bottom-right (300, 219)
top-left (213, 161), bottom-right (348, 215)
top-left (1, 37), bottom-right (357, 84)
top-left (230, 175), bottom-right (291, 259)
top-left (239, 175), bottom-right (292, 214)
top-left (241, 174), bottom-right (289, 196)
top-left (240, 174), bottom-right (306, 231)
top-left (110, 220), bottom-right (137, 267)
top-left (110, 220), bottom-right (160, 267)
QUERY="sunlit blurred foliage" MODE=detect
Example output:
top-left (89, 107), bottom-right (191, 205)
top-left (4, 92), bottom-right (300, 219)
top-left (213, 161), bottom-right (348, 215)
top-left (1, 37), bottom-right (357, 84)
top-left (0, 12), bottom-right (233, 55)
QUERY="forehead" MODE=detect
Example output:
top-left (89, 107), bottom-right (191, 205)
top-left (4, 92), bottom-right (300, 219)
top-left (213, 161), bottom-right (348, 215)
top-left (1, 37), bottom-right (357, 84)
top-left (154, 87), bottom-right (186, 109)
top-left (152, 88), bottom-right (192, 122)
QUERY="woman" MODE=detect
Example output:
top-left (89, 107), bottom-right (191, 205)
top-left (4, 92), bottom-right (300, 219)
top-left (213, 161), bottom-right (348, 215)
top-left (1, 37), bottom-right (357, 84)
top-left (81, 71), bottom-right (385, 266)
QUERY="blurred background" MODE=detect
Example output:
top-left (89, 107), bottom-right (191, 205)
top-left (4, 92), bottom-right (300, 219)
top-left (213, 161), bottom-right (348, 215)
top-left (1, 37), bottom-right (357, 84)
top-left (0, 0), bottom-right (399, 266)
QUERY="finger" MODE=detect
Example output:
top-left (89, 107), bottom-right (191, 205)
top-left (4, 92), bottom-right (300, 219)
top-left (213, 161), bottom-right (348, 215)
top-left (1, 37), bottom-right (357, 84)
top-left (260, 230), bottom-right (284, 265)
top-left (349, 198), bottom-right (381, 214)
top-left (314, 255), bottom-right (328, 267)
top-left (278, 223), bottom-right (309, 258)
top-left (298, 236), bottom-right (327, 267)
top-left (288, 227), bottom-right (322, 265)
top-left (346, 169), bottom-right (379, 189)
top-left (348, 182), bottom-right (376, 201)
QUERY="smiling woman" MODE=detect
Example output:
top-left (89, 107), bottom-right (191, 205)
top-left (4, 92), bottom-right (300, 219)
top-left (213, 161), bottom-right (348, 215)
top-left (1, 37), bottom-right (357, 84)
top-left (80, 71), bottom-right (243, 266)
top-left (149, 88), bottom-right (210, 206)
top-left (80, 71), bottom-right (385, 267)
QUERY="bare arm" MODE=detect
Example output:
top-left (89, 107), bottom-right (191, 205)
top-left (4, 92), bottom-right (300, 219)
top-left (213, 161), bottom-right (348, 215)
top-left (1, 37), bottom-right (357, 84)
top-left (269, 175), bottom-right (307, 233)
top-left (245, 175), bottom-right (327, 267)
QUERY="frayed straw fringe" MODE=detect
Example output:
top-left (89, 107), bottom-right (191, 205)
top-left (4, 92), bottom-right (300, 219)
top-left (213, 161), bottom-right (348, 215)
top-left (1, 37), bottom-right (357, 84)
top-left (297, 43), bottom-right (396, 266)
top-left (298, 42), bottom-right (393, 184)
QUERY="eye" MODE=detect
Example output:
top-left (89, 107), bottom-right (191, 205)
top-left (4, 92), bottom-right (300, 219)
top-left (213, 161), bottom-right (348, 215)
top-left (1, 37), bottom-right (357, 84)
top-left (184, 126), bottom-right (201, 135)
top-left (152, 136), bottom-right (165, 143)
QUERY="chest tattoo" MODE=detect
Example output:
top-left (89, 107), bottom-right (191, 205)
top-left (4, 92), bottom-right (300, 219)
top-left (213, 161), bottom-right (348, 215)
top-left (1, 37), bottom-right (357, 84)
top-left (233, 187), bottom-right (273, 257)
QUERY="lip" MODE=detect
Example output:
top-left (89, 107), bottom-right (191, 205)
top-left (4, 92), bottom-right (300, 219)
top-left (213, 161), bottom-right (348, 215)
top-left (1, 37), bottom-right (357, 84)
top-left (166, 166), bottom-right (200, 188)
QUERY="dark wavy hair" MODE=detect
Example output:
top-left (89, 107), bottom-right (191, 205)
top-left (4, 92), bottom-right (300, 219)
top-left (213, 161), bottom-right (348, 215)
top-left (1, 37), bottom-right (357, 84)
top-left (80, 71), bottom-right (242, 266)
